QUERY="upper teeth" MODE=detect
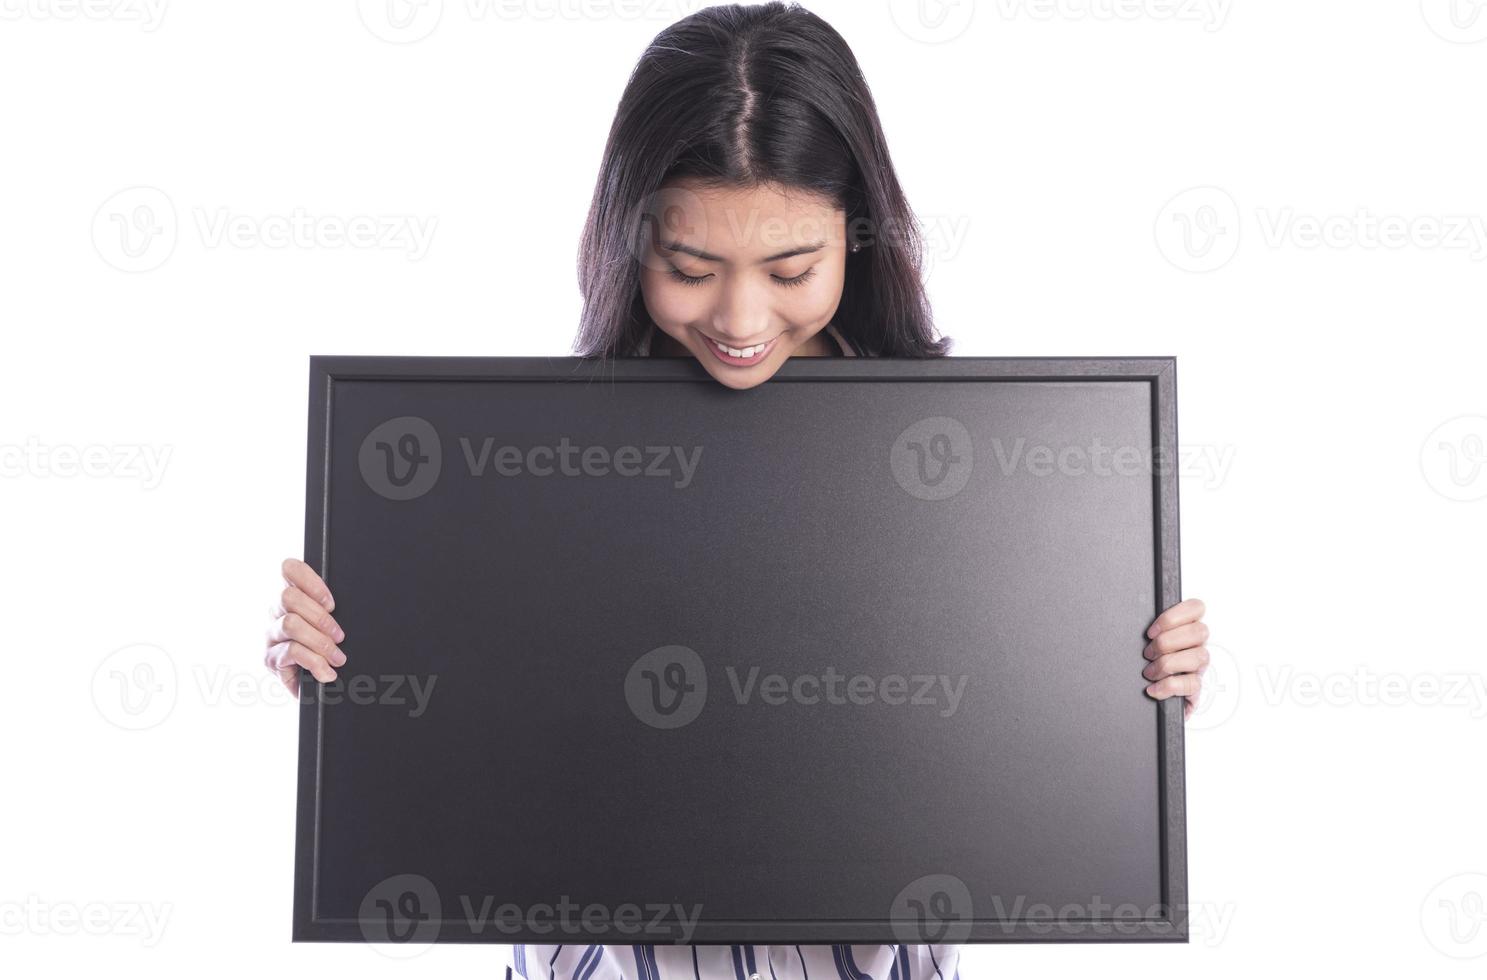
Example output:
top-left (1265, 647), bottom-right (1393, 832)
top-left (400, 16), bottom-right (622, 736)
top-left (716, 340), bottom-right (766, 358)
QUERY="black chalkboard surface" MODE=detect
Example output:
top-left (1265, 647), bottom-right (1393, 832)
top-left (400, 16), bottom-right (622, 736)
top-left (292, 356), bottom-right (1186, 946)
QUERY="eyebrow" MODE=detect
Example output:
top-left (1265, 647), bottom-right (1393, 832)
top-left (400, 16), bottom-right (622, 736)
top-left (660, 239), bottom-right (827, 264)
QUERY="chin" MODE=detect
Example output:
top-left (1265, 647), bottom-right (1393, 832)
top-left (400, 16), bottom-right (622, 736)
top-left (698, 355), bottom-right (780, 390)
top-left (669, 328), bottom-right (787, 390)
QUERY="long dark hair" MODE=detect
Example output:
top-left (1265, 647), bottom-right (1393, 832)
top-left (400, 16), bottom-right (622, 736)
top-left (573, 1), bottom-right (950, 359)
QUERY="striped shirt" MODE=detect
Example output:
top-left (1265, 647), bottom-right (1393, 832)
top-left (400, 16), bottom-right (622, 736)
top-left (507, 943), bottom-right (962, 980)
top-left (510, 321), bottom-right (961, 979)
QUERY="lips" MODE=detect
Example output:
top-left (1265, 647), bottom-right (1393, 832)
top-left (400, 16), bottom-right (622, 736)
top-left (702, 333), bottom-right (775, 367)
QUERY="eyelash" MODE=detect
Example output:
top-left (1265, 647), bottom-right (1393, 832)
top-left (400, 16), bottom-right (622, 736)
top-left (666, 267), bottom-right (818, 289)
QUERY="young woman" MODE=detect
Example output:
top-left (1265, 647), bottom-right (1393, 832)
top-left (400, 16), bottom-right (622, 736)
top-left (265, 4), bottom-right (1210, 977)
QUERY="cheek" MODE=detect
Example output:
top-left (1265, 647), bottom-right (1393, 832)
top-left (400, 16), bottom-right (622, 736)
top-left (787, 261), bottom-right (847, 324)
top-left (788, 278), bottom-right (840, 317)
top-left (640, 270), bottom-right (709, 327)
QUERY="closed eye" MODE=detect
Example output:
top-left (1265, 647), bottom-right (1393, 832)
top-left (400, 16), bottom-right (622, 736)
top-left (665, 266), bottom-right (818, 288)
top-left (666, 267), bottom-right (712, 287)
top-left (773, 267), bottom-right (818, 288)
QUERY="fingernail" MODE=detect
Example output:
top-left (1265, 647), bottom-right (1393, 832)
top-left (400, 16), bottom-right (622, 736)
top-left (333, 626), bottom-right (345, 643)
top-left (1145, 683), bottom-right (1157, 695)
top-left (1147, 624), bottom-right (1161, 638)
top-left (331, 650), bottom-right (346, 666)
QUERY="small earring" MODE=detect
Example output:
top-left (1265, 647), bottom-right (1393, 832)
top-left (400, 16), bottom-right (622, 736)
top-left (849, 243), bottom-right (861, 253)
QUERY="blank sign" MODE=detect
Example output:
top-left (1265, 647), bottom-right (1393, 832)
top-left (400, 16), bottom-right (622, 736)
top-left (293, 355), bottom-right (1187, 945)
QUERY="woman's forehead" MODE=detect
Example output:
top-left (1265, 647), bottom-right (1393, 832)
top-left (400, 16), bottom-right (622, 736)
top-left (650, 180), bottom-right (845, 257)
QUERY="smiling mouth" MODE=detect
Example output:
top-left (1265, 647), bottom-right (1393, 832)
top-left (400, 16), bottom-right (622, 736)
top-left (700, 332), bottom-right (776, 367)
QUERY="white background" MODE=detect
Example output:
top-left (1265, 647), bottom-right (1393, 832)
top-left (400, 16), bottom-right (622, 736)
top-left (2, 0), bottom-right (1485, 976)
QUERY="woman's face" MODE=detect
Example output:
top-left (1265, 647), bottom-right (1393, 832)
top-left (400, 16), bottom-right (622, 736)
top-left (638, 179), bottom-right (849, 390)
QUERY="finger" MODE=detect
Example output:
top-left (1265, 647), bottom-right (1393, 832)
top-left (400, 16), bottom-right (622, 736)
top-left (1142, 646), bottom-right (1210, 682)
top-left (265, 639), bottom-right (337, 685)
top-left (270, 612), bottom-right (346, 670)
top-left (1146, 597), bottom-right (1205, 638)
top-left (1144, 620), bottom-right (1210, 658)
top-left (278, 584), bottom-right (345, 645)
top-left (282, 557), bottom-right (335, 612)
top-left (268, 654), bottom-right (301, 694)
top-left (1145, 673), bottom-right (1201, 700)
top-left (277, 612), bottom-right (346, 668)
top-left (1183, 696), bottom-right (1195, 721)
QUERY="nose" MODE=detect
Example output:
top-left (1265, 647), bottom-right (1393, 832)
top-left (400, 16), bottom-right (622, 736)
top-left (707, 275), bottom-right (771, 344)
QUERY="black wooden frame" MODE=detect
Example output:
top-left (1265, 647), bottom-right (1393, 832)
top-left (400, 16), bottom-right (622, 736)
top-left (293, 355), bottom-right (1187, 944)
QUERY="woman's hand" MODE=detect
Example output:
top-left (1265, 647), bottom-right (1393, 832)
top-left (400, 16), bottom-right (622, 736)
top-left (264, 557), bottom-right (347, 697)
top-left (1142, 597), bottom-right (1208, 722)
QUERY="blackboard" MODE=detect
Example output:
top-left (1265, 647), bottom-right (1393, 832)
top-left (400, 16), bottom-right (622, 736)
top-left (292, 355), bottom-right (1186, 946)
